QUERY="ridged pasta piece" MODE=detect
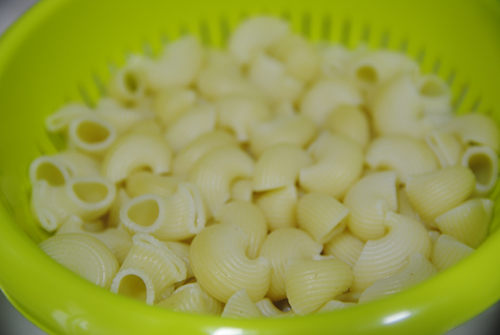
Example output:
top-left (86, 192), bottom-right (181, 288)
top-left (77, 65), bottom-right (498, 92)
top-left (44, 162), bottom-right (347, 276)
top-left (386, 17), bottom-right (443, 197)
top-left (68, 115), bottom-right (117, 156)
top-left (189, 224), bottom-right (271, 303)
top-left (297, 192), bottom-right (349, 244)
top-left (107, 188), bottom-right (130, 228)
top-left (153, 88), bottom-right (197, 126)
top-left (431, 234), bottom-right (475, 271)
top-left (101, 133), bottom-right (172, 183)
top-left (366, 135), bottom-right (439, 183)
top-left (107, 56), bottom-right (148, 105)
top-left (416, 75), bottom-right (452, 116)
top-left (164, 241), bottom-right (194, 280)
top-left (189, 146), bottom-right (255, 217)
top-left (229, 16), bottom-right (289, 65)
top-left (320, 44), bottom-right (355, 78)
top-left (255, 184), bottom-right (297, 231)
top-left (111, 233), bottom-right (187, 305)
top-left (173, 130), bottom-right (238, 177)
top-left (40, 233), bottom-right (119, 289)
top-left (323, 229), bottom-right (365, 268)
top-left (222, 289), bottom-right (263, 318)
top-left (156, 283), bottom-right (223, 315)
top-left (127, 119), bottom-right (163, 136)
top-left (216, 94), bottom-right (270, 142)
top-left (425, 130), bottom-right (464, 168)
top-left (259, 228), bottom-right (322, 301)
top-left (255, 298), bottom-right (296, 317)
top-left (351, 212), bottom-right (432, 292)
top-left (324, 105), bottom-right (371, 149)
top-left (461, 145), bottom-right (499, 195)
top-left (405, 165), bottom-right (476, 227)
top-left (95, 99), bottom-right (153, 134)
top-left (435, 198), bottom-right (493, 248)
top-left (335, 291), bottom-right (362, 303)
top-left (231, 179), bottom-right (253, 202)
top-left (165, 104), bottom-right (217, 152)
top-left (299, 132), bottom-right (364, 199)
top-left (441, 113), bottom-right (500, 152)
top-left (45, 103), bottom-right (90, 132)
top-left (57, 215), bottom-right (132, 264)
top-left (125, 171), bottom-right (182, 198)
top-left (316, 300), bottom-right (357, 313)
top-left (285, 259), bottom-right (353, 315)
top-left (120, 182), bottom-right (206, 241)
top-left (344, 171), bottom-right (398, 241)
top-left (249, 114), bottom-right (317, 157)
top-left (145, 36), bottom-right (204, 90)
top-left (31, 176), bottom-right (116, 232)
top-left (253, 143), bottom-right (312, 192)
top-left (215, 201), bottom-right (268, 259)
top-left (359, 253), bottom-right (437, 304)
top-left (397, 186), bottom-right (421, 223)
top-left (300, 79), bottom-right (363, 125)
top-left (429, 230), bottom-right (441, 244)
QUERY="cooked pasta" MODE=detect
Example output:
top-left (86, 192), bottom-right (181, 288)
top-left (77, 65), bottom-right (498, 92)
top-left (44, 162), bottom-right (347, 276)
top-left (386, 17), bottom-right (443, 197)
top-left (222, 289), bottom-right (263, 318)
top-left (323, 229), bottom-right (365, 268)
top-left (441, 113), bottom-right (500, 152)
top-left (324, 105), bottom-right (370, 149)
top-left (156, 283), bottom-right (223, 315)
top-left (254, 184), bottom-right (298, 231)
top-left (431, 234), bottom-right (475, 271)
top-left (461, 145), bottom-right (499, 195)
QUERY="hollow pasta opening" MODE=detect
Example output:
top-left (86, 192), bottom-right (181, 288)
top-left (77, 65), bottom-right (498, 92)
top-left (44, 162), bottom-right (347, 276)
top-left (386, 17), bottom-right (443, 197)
top-left (419, 78), bottom-right (446, 97)
top-left (116, 275), bottom-right (148, 302)
top-left (35, 162), bottom-right (66, 186)
top-left (127, 198), bottom-right (160, 227)
top-left (356, 66), bottom-right (378, 84)
top-left (76, 120), bottom-right (110, 144)
top-left (467, 153), bottom-right (493, 186)
top-left (73, 181), bottom-right (109, 203)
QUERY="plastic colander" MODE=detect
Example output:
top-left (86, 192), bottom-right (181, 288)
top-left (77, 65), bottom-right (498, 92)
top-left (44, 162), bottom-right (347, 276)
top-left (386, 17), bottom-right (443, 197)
top-left (1, 0), bottom-right (500, 334)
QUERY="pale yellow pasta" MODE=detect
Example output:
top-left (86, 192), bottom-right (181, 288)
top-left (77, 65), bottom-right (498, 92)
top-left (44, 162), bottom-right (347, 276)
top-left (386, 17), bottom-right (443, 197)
top-left (316, 300), bottom-right (357, 313)
top-left (164, 241), bottom-right (194, 280)
top-left (165, 104), bottom-right (217, 152)
top-left (416, 75), bottom-right (452, 116)
top-left (101, 133), bottom-right (172, 183)
top-left (252, 143), bottom-right (312, 192)
top-left (358, 253), bottom-right (437, 304)
top-left (95, 99), bottom-right (154, 134)
top-left (156, 283), bottom-right (223, 315)
top-left (153, 88), bottom-right (198, 125)
top-left (441, 113), bottom-right (500, 152)
top-left (323, 229), bottom-right (365, 268)
top-left (120, 182), bottom-right (206, 241)
top-left (320, 44), bottom-right (354, 78)
top-left (366, 135), bottom-right (439, 183)
top-left (52, 150), bottom-right (100, 177)
top-left (222, 289), bottom-right (263, 318)
top-left (335, 291), bottom-right (363, 303)
top-left (125, 171), bottom-right (182, 198)
top-left (45, 103), bottom-right (90, 132)
top-left (255, 184), bottom-right (297, 231)
top-left (424, 130), bottom-right (463, 168)
top-left (299, 79), bottom-right (363, 125)
top-left (29, 155), bottom-right (71, 186)
top-left (111, 233), bottom-right (187, 305)
top-left (297, 192), bottom-right (349, 244)
top-left (68, 115), bottom-right (117, 155)
top-left (107, 188), bottom-right (131, 228)
top-left (405, 165), bottom-right (476, 227)
top-left (127, 118), bottom-right (163, 136)
top-left (258, 228), bottom-right (322, 301)
top-left (324, 105), bottom-right (371, 149)
top-left (461, 145), bottom-right (499, 195)
top-left (229, 16), bottom-right (289, 65)
top-left (249, 114), bottom-right (317, 157)
top-left (300, 132), bottom-right (364, 199)
top-left (352, 212), bottom-right (432, 292)
top-left (189, 146), bottom-right (254, 217)
top-left (429, 230), bottom-right (441, 244)
top-left (31, 176), bottom-right (116, 232)
top-left (231, 179), bottom-right (253, 202)
top-left (397, 186), bottom-right (421, 223)
top-left (255, 298), bottom-right (295, 317)
top-left (435, 198), bottom-right (493, 248)
top-left (189, 224), bottom-right (271, 303)
top-left (215, 94), bottom-right (270, 142)
top-left (40, 233), bottom-right (119, 290)
top-left (431, 234), bottom-right (475, 272)
top-left (173, 130), bottom-right (238, 177)
top-left (107, 56), bottom-right (148, 105)
top-left (145, 36), bottom-right (204, 90)
top-left (285, 259), bottom-right (353, 316)
top-left (343, 171), bottom-right (398, 241)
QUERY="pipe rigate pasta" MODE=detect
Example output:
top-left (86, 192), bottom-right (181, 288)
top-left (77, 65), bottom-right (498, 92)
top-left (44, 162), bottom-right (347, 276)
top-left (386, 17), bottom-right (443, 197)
top-left (222, 289), bottom-right (263, 318)
top-left (431, 234), bottom-right (475, 271)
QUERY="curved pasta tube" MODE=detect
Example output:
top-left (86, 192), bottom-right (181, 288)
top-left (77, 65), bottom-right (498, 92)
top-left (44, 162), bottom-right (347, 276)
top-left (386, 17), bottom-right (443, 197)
top-left (156, 283), bottom-right (223, 315)
top-left (222, 289), bottom-right (263, 318)
top-left (316, 300), bottom-right (357, 313)
top-left (320, 44), bottom-right (354, 78)
top-left (111, 233), bottom-right (187, 305)
top-left (397, 186), bottom-right (421, 223)
top-left (352, 212), bottom-right (432, 292)
top-left (300, 79), bottom-right (363, 125)
top-left (255, 298), bottom-right (295, 318)
top-left (68, 115), bottom-right (117, 156)
top-left (229, 16), bottom-right (289, 64)
top-left (416, 75), bottom-right (452, 116)
top-left (299, 132), bottom-right (364, 200)
top-left (40, 233), bottom-right (119, 290)
top-left (231, 179), bottom-right (253, 202)
top-left (120, 182), bottom-right (206, 241)
top-left (359, 253), bottom-right (437, 304)
top-left (96, 101), bottom-right (153, 134)
top-left (101, 133), bottom-right (172, 183)
top-left (297, 192), bottom-right (349, 244)
top-left (153, 88), bottom-right (197, 125)
top-left (461, 145), bottom-right (499, 195)
top-left (189, 146), bottom-right (255, 216)
top-left (366, 135), bottom-right (439, 183)
top-left (431, 234), bottom-right (474, 271)
top-left (425, 130), bottom-right (463, 168)
top-left (127, 119), bottom-right (162, 136)
top-left (250, 114), bottom-right (317, 157)
top-left (258, 228), bottom-right (322, 301)
top-left (441, 113), bottom-right (500, 152)
top-left (107, 188), bottom-right (130, 228)
top-left (45, 103), bottom-right (90, 132)
top-left (253, 143), bottom-right (312, 192)
top-left (405, 165), bottom-right (476, 227)
top-left (164, 241), bottom-right (194, 280)
top-left (323, 229), bottom-right (365, 268)
top-left (189, 224), bottom-right (271, 303)
top-left (215, 201), bottom-right (268, 259)
top-left (108, 56), bottom-right (148, 105)
top-left (324, 105), bottom-right (371, 149)
top-left (31, 176), bottom-right (116, 232)
top-left (255, 184), bottom-right (297, 231)
top-left (435, 198), bottom-right (493, 248)
top-left (125, 171), bottom-right (182, 198)
top-left (285, 259), bottom-right (353, 315)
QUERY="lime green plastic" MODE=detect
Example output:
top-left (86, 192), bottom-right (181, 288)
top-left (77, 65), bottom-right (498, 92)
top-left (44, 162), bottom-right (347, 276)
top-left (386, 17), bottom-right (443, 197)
top-left (2, 0), bottom-right (500, 334)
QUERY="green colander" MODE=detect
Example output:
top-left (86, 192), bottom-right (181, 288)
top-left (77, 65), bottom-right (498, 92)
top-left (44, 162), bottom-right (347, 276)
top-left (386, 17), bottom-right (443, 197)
top-left (2, 0), bottom-right (500, 334)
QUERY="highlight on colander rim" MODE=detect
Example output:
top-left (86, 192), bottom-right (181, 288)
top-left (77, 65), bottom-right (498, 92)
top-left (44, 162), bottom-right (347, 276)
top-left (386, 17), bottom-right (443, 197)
top-left (1, 0), bottom-right (500, 334)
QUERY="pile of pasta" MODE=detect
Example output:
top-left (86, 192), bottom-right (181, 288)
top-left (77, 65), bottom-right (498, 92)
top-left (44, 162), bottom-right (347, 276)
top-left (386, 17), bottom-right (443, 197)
top-left (31, 16), bottom-right (500, 317)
